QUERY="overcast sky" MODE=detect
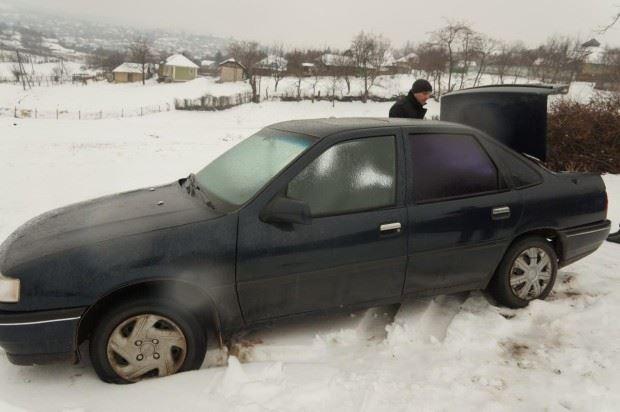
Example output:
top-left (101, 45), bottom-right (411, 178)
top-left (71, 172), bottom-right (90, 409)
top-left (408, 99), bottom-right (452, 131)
top-left (17, 0), bottom-right (620, 48)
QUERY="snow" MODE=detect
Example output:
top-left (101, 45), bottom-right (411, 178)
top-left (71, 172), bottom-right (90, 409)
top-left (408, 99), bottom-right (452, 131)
top-left (0, 77), bottom-right (251, 114)
top-left (0, 61), bottom-right (87, 78)
top-left (0, 87), bottom-right (618, 410)
top-left (164, 54), bottom-right (199, 69)
top-left (112, 63), bottom-right (144, 74)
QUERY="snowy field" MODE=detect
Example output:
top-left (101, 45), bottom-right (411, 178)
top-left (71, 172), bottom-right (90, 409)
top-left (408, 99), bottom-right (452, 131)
top-left (0, 71), bottom-right (542, 117)
top-left (0, 97), bottom-right (619, 411)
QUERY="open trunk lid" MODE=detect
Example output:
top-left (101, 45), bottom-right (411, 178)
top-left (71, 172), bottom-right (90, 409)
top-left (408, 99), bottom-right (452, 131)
top-left (440, 84), bottom-right (568, 161)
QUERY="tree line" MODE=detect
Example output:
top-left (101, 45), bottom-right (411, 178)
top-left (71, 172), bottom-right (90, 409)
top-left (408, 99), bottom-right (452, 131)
top-left (77, 20), bottom-right (620, 102)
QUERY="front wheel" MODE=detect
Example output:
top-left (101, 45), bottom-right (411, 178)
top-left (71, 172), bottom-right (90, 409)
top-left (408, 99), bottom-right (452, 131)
top-left (89, 297), bottom-right (207, 383)
top-left (488, 237), bottom-right (558, 308)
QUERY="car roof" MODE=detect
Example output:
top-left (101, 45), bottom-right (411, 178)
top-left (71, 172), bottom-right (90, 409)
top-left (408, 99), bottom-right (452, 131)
top-left (267, 117), bottom-right (468, 138)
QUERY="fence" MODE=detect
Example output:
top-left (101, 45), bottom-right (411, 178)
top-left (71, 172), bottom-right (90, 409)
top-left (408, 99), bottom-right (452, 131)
top-left (1, 103), bottom-right (173, 120)
top-left (0, 75), bottom-right (77, 86)
top-left (175, 92), bottom-right (253, 111)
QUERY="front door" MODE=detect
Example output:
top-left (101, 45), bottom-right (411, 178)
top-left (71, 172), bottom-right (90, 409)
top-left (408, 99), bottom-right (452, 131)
top-left (236, 131), bottom-right (408, 323)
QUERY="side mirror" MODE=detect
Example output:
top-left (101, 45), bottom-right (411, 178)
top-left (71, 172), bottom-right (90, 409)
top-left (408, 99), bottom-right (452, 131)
top-left (260, 195), bottom-right (312, 225)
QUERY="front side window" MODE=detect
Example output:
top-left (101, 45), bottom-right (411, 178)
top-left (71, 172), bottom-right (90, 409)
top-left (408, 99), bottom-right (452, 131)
top-left (196, 129), bottom-right (314, 206)
top-left (409, 133), bottom-right (499, 202)
top-left (287, 136), bottom-right (396, 216)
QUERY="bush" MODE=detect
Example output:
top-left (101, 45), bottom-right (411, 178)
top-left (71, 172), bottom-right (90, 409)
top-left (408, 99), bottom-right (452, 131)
top-left (547, 94), bottom-right (620, 174)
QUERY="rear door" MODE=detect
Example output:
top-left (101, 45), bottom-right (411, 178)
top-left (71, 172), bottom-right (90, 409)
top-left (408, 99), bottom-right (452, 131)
top-left (236, 128), bottom-right (408, 323)
top-left (403, 131), bottom-right (520, 294)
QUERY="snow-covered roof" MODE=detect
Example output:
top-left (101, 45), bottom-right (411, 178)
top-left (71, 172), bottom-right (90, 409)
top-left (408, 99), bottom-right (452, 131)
top-left (257, 55), bottom-right (288, 70)
top-left (320, 53), bottom-right (354, 67)
top-left (301, 62), bottom-right (315, 67)
top-left (582, 38), bottom-right (601, 48)
top-left (395, 52), bottom-right (419, 63)
top-left (200, 60), bottom-right (215, 67)
top-left (165, 54), bottom-right (199, 69)
top-left (218, 58), bottom-right (246, 70)
top-left (383, 52), bottom-right (397, 66)
top-left (112, 63), bottom-right (143, 74)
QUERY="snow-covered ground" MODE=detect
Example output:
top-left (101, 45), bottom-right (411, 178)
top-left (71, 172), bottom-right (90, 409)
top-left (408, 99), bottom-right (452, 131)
top-left (0, 61), bottom-right (87, 79)
top-left (0, 98), bottom-right (618, 411)
top-left (0, 76), bottom-right (252, 114)
top-left (0, 70), bottom-right (540, 116)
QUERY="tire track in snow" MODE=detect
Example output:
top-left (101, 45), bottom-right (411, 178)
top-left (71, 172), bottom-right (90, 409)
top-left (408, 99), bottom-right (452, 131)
top-left (386, 293), bottom-right (470, 344)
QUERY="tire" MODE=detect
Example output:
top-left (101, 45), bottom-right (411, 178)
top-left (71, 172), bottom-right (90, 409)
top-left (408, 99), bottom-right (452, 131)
top-left (488, 236), bottom-right (558, 308)
top-left (89, 297), bottom-right (207, 384)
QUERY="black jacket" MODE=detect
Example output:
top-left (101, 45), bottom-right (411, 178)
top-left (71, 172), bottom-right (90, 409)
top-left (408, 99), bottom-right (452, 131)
top-left (389, 91), bottom-right (427, 119)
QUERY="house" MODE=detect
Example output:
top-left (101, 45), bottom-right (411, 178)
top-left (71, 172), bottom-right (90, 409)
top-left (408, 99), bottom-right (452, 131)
top-left (199, 60), bottom-right (216, 76)
top-left (112, 63), bottom-right (148, 83)
top-left (218, 58), bottom-right (246, 82)
top-left (301, 62), bottom-right (316, 76)
top-left (393, 52), bottom-right (419, 72)
top-left (578, 38), bottom-right (618, 89)
top-left (159, 54), bottom-right (199, 82)
top-left (318, 53), bottom-right (356, 76)
top-left (255, 55), bottom-right (288, 76)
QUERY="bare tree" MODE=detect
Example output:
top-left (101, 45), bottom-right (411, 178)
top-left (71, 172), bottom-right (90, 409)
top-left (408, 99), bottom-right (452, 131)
top-left (432, 21), bottom-right (470, 92)
top-left (415, 42), bottom-right (449, 98)
top-left (129, 36), bottom-right (153, 85)
top-left (269, 43), bottom-right (287, 92)
top-left (228, 41), bottom-right (265, 103)
top-left (602, 47), bottom-right (620, 88)
top-left (285, 49), bottom-right (306, 100)
top-left (457, 26), bottom-right (475, 89)
top-left (598, 7), bottom-right (620, 33)
top-left (536, 36), bottom-right (588, 83)
top-left (311, 69), bottom-right (321, 102)
top-left (336, 52), bottom-right (353, 94)
top-left (351, 31), bottom-right (391, 102)
top-left (490, 41), bottom-right (518, 84)
top-left (10, 63), bottom-right (21, 83)
top-left (88, 48), bottom-right (127, 73)
top-left (471, 35), bottom-right (497, 87)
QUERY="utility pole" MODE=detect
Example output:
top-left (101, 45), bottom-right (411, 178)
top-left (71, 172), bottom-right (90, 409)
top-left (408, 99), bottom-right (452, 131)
top-left (15, 50), bottom-right (32, 90)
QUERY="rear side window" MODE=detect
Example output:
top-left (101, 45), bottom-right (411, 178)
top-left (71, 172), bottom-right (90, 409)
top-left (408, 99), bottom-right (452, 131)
top-left (409, 133), bottom-right (499, 202)
top-left (287, 135), bottom-right (396, 216)
top-left (486, 142), bottom-right (543, 188)
top-left (508, 155), bottom-right (543, 188)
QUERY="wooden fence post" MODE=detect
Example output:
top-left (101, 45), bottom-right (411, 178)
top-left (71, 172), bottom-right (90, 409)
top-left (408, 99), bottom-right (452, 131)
top-left (56, 108), bottom-right (59, 120)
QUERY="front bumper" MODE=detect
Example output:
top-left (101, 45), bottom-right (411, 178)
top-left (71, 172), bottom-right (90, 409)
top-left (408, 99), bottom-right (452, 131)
top-left (0, 307), bottom-right (86, 365)
top-left (558, 220), bottom-right (611, 267)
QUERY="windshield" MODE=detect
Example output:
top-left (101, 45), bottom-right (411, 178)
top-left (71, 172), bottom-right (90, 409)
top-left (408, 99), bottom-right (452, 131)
top-left (195, 128), bottom-right (315, 207)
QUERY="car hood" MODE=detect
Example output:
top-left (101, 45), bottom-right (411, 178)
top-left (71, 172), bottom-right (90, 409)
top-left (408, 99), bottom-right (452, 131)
top-left (0, 181), bottom-right (223, 271)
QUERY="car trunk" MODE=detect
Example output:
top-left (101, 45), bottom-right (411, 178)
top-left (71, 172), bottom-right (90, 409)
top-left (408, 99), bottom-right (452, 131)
top-left (440, 85), bottom-right (568, 161)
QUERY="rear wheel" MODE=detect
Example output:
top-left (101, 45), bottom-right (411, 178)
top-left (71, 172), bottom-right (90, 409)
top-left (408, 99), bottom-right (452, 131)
top-left (488, 237), bottom-right (558, 308)
top-left (89, 297), bottom-right (207, 383)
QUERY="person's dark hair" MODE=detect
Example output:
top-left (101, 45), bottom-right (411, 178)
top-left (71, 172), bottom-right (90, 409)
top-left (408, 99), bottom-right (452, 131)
top-left (411, 79), bottom-right (432, 94)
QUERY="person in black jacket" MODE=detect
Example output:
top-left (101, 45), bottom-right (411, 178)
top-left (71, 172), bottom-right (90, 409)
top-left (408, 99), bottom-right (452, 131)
top-left (389, 79), bottom-right (433, 119)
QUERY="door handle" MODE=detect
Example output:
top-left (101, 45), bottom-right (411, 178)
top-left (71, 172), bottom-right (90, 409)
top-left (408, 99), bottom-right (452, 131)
top-left (380, 222), bottom-right (401, 233)
top-left (492, 206), bottom-right (511, 220)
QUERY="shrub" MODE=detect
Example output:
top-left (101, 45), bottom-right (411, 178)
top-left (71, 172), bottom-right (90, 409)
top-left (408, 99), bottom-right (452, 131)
top-left (546, 93), bottom-right (620, 174)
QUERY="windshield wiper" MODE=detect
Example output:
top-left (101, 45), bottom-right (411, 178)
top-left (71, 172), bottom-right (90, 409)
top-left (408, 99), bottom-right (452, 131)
top-left (184, 173), bottom-right (216, 210)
